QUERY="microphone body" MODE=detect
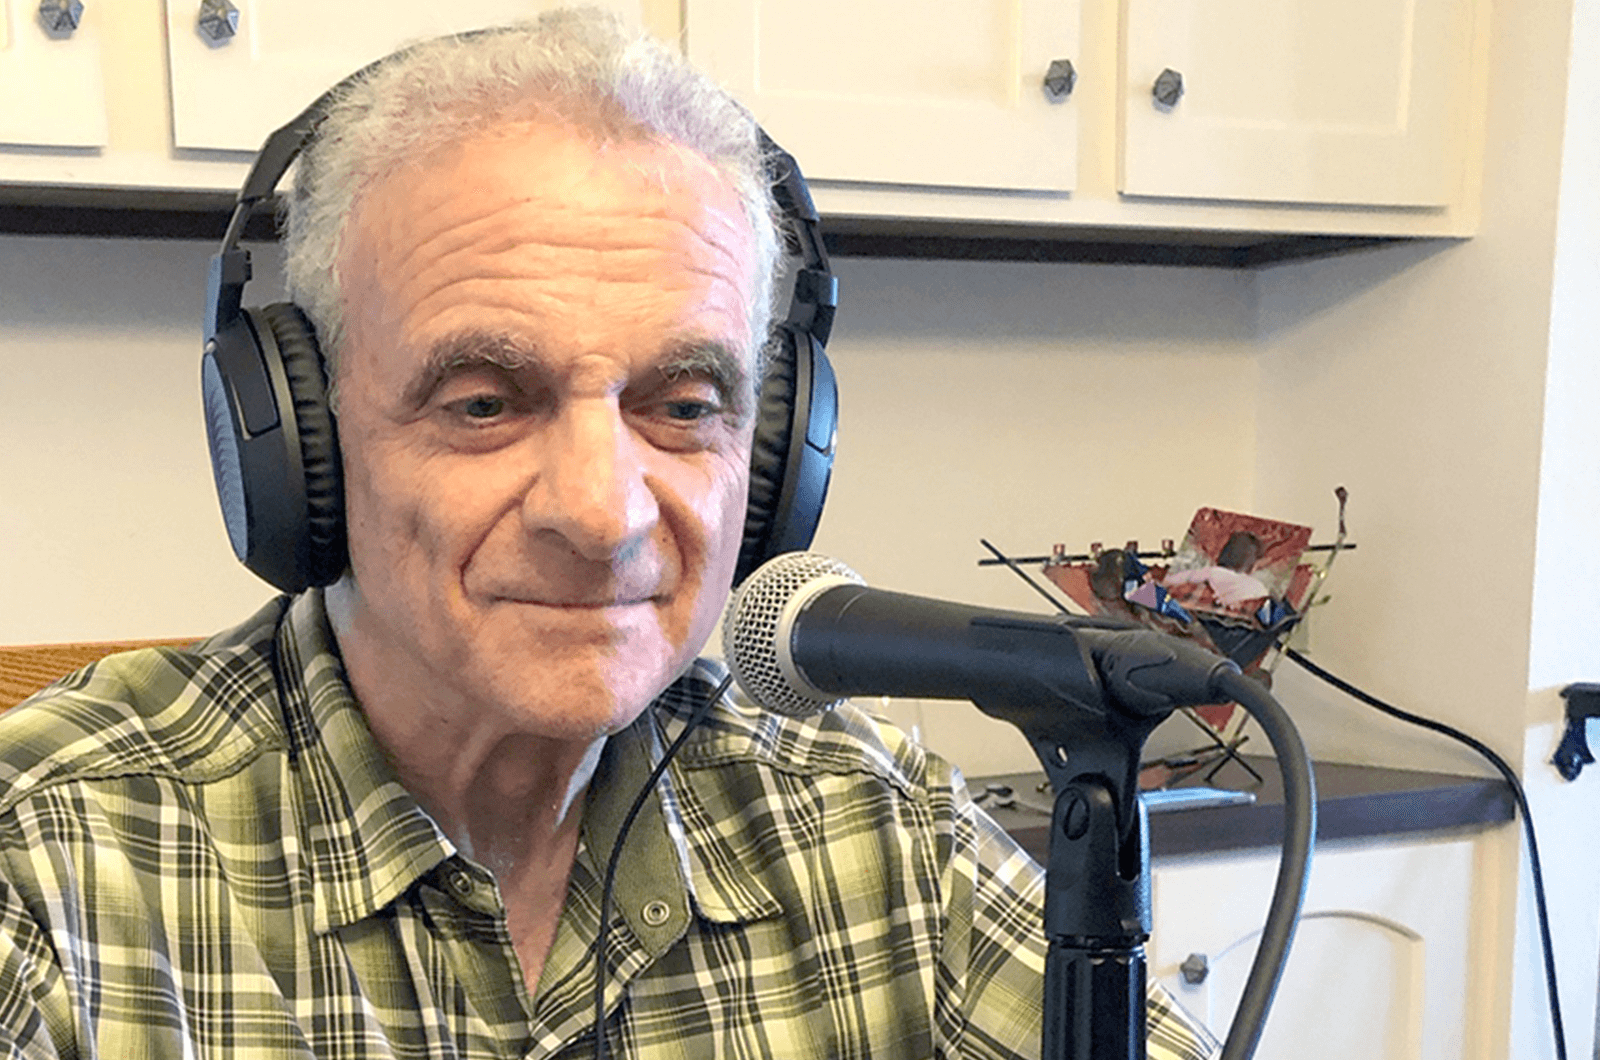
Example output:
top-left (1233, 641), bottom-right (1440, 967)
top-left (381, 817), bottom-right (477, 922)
top-left (788, 583), bottom-right (1105, 711)
top-left (724, 552), bottom-right (1237, 725)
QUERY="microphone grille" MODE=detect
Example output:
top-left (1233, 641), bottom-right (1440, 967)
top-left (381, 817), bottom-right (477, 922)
top-left (723, 551), bottom-right (863, 718)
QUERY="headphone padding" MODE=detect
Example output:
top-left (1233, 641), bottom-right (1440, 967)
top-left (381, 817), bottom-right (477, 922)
top-left (740, 325), bottom-right (802, 584)
top-left (256, 303), bottom-right (346, 586)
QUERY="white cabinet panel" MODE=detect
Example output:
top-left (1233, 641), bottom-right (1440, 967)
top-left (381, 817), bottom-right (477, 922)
top-left (1151, 836), bottom-right (1476, 1060)
top-left (687, 0), bottom-right (1080, 192)
top-left (0, 0), bottom-right (108, 148)
top-left (162, 0), bottom-right (646, 153)
top-left (1120, 0), bottom-right (1474, 207)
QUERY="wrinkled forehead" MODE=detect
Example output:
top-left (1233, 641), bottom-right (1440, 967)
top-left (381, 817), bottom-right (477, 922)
top-left (335, 119), bottom-right (765, 383)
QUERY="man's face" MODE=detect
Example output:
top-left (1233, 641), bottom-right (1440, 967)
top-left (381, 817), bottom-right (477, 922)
top-left (331, 119), bottom-right (760, 740)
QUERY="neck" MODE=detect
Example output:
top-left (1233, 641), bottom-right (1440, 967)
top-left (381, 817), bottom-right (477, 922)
top-left (325, 578), bottom-right (607, 875)
top-left (412, 733), bottom-right (605, 875)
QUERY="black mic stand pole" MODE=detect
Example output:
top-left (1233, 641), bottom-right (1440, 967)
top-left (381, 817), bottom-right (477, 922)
top-left (982, 720), bottom-right (1157, 1060)
top-left (968, 718), bottom-right (1160, 1060)
top-left (1035, 735), bottom-right (1153, 1060)
top-left (969, 625), bottom-right (1230, 1060)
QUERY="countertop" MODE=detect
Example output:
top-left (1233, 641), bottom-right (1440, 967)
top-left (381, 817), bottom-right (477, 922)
top-left (975, 755), bottom-right (1516, 862)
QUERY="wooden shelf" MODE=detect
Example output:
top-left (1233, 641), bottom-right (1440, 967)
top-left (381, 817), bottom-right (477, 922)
top-left (1, 639), bottom-right (198, 710)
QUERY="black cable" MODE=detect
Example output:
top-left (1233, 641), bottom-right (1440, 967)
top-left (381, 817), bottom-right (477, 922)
top-left (592, 672), bottom-right (732, 1060)
top-left (1284, 647), bottom-right (1567, 1060)
top-left (1212, 669), bottom-right (1317, 1060)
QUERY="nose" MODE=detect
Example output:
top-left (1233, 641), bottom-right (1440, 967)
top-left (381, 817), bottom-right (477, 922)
top-left (523, 397), bottom-right (660, 562)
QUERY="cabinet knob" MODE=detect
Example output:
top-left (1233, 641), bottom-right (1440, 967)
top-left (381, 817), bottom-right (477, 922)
top-left (1042, 59), bottom-right (1077, 102)
top-left (198, 0), bottom-right (240, 43)
top-left (1152, 68), bottom-right (1185, 109)
top-left (37, 0), bottom-right (84, 35)
top-left (1180, 952), bottom-right (1209, 984)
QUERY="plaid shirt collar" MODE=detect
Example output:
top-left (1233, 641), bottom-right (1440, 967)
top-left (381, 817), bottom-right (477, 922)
top-left (272, 590), bottom-right (458, 935)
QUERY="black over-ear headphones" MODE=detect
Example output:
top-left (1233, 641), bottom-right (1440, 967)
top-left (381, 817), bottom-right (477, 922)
top-left (202, 56), bottom-right (838, 596)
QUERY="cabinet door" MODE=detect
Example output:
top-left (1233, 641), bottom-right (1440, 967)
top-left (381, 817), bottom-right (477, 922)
top-left (1120, 0), bottom-right (1474, 207)
top-left (0, 2), bottom-right (108, 148)
top-left (686, 0), bottom-right (1081, 193)
top-left (1150, 837), bottom-right (1477, 1060)
top-left (162, 0), bottom-right (647, 154)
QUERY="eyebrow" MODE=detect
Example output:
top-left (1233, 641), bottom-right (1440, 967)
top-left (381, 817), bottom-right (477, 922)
top-left (655, 339), bottom-right (755, 419)
top-left (404, 331), bottom-right (757, 418)
top-left (403, 333), bottom-right (542, 411)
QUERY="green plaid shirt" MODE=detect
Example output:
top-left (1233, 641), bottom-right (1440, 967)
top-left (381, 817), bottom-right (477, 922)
top-left (0, 591), bottom-right (1218, 1059)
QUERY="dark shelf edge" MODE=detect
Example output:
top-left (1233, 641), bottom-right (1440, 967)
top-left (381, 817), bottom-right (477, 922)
top-left (0, 188), bottom-right (275, 242)
top-left (822, 227), bottom-right (1401, 268)
top-left (983, 759), bottom-right (1517, 864)
top-left (0, 187), bottom-right (1410, 267)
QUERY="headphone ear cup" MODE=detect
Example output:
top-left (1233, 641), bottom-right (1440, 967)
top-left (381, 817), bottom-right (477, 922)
top-left (258, 303), bottom-right (346, 587)
top-left (200, 302), bottom-right (345, 593)
top-left (737, 322), bottom-right (838, 585)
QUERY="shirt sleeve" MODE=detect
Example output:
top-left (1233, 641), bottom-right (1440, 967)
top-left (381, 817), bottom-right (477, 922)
top-left (0, 876), bottom-right (70, 1060)
top-left (936, 771), bottom-right (1221, 1060)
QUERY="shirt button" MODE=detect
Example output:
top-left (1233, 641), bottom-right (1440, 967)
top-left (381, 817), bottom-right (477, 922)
top-left (641, 899), bottom-right (672, 927)
top-left (447, 869), bottom-right (475, 899)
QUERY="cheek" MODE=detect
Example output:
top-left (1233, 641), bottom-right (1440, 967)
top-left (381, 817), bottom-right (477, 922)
top-left (709, 453), bottom-right (753, 566)
top-left (667, 451), bottom-right (750, 589)
top-left (338, 428), bottom-right (458, 576)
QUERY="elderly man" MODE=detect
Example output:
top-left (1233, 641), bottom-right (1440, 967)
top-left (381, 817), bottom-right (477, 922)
top-left (0, 11), bottom-right (1218, 1059)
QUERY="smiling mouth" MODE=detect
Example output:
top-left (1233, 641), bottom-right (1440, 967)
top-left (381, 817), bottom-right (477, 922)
top-left (495, 595), bottom-right (660, 610)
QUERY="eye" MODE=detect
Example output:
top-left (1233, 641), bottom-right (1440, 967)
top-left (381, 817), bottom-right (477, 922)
top-left (663, 399), bottom-right (718, 422)
top-left (460, 395), bottom-right (507, 419)
top-left (628, 382), bottom-right (735, 453)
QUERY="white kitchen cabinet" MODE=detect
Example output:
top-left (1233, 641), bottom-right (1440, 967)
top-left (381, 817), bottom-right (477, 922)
top-left (0, 0), bottom-right (109, 149)
top-left (0, 0), bottom-right (1488, 243)
top-left (685, 0), bottom-right (1081, 193)
top-left (688, 0), bottom-right (1490, 237)
top-left (0, 0), bottom-right (668, 195)
top-left (1150, 833), bottom-right (1479, 1060)
top-left (1120, 0), bottom-right (1472, 208)
top-left (163, 0), bottom-right (649, 154)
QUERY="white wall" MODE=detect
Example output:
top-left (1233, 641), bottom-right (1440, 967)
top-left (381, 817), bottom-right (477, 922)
top-left (1251, 234), bottom-right (1550, 777)
top-left (1530, 0), bottom-right (1600, 695)
top-left (813, 257), bottom-right (1258, 774)
top-left (0, 236), bottom-right (282, 642)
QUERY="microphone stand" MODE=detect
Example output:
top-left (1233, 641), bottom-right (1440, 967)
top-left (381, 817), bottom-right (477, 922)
top-left (975, 665), bottom-right (1167, 1060)
top-left (970, 623), bottom-right (1314, 1060)
top-left (748, 575), bottom-right (1313, 1060)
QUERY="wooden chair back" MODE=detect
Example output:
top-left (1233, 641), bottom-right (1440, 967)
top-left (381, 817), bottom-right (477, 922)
top-left (0, 640), bottom-right (196, 711)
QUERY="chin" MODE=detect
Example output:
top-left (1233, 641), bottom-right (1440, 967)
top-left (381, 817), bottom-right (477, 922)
top-left (462, 591), bottom-right (718, 735)
top-left (481, 645), bottom-right (686, 739)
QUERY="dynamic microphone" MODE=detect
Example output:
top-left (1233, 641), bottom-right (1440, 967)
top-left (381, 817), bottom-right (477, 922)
top-left (725, 553), bottom-right (1316, 1060)
top-left (723, 551), bottom-right (1239, 722)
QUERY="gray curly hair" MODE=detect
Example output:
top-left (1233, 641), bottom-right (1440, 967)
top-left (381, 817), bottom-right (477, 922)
top-left (282, 8), bottom-right (782, 393)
